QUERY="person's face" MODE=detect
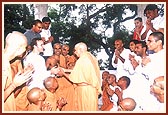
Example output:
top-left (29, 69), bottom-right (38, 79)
top-left (129, 42), bottom-right (136, 52)
top-left (117, 77), bottom-right (125, 86)
top-left (145, 10), bottom-right (157, 20)
top-left (33, 23), bottom-right (42, 33)
top-left (102, 71), bottom-right (109, 81)
top-left (42, 21), bottom-right (50, 30)
top-left (135, 43), bottom-right (143, 56)
top-left (107, 74), bottom-right (116, 84)
top-left (114, 40), bottom-right (123, 50)
top-left (74, 47), bottom-right (80, 58)
top-left (54, 44), bottom-right (62, 56)
top-left (36, 40), bottom-right (44, 53)
top-left (67, 62), bottom-right (75, 69)
top-left (146, 35), bottom-right (157, 51)
top-left (62, 46), bottom-right (69, 56)
top-left (38, 89), bottom-right (47, 101)
top-left (134, 20), bottom-right (143, 28)
top-left (48, 80), bottom-right (59, 93)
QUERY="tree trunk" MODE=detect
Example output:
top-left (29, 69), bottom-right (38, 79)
top-left (34, 4), bottom-right (48, 20)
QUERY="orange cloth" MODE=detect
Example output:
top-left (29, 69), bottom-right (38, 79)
top-left (44, 89), bottom-right (57, 111)
top-left (69, 52), bottom-right (101, 111)
top-left (3, 53), bottom-right (16, 111)
top-left (15, 86), bottom-right (29, 111)
top-left (55, 77), bottom-right (75, 111)
top-left (27, 103), bottom-right (41, 111)
top-left (100, 85), bottom-right (113, 111)
top-left (60, 54), bottom-right (67, 68)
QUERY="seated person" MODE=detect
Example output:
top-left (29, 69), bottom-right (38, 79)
top-left (43, 77), bottom-right (67, 111)
top-left (27, 87), bottom-right (51, 111)
top-left (46, 55), bottom-right (60, 70)
top-left (118, 97), bottom-right (136, 111)
top-left (150, 76), bottom-right (164, 103)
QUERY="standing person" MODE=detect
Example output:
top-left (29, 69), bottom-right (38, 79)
top-left (100, 71), bottom-right (112, 111)
top-left (23, 38), bottom-right (60, 90)
top-left (111, 38), bottom-right (131, 80)
top-left (24, 19), bottom-right (42, 51)
top-left (141, 4), bottom-right (164, 41)
top-left (40, 17), bottom-right (54, 61)
top-left (3, 31), bottom-right (34, 111)
top-left (142, 32), bottom-right (165, 85)
top-left (132, 17), bottom-right (144, 41)
top-left (59, 42), bottom-right (101, 111)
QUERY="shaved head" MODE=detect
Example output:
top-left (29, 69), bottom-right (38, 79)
top-left (27, 87), bottom-right (46, 104)
top-left (43, 77), bottom-right (58, 93)
top-left (5, 31), bottom-right (28, 60)
top-left (74, 42), bottom-right (88, 57)
top-left (120, 97), bottom-right (136, 111)
top-left (75, 42), bottom-right (87, 51)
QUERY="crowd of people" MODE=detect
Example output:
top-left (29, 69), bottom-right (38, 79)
top-left (2, 4), bottom-right (165, 112)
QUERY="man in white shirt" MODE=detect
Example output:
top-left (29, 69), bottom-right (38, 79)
top-left (111, 39), bottom-right (131, 80)
top-left (40, 17), bottom-right (54, 61)
top-left (24, 38), bottom-right (59, 90)
top-left (141, 4), bottom-right (164, 41)
top-left (139, 32), bottom-right (165, 111)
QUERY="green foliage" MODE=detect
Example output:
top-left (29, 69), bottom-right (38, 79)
top-left (4, 4), bottom-right (34, 38)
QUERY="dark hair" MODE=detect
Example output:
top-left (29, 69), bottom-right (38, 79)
top-left (144, 4), bottom-right (159, 16)
top-left (30, 38), bottom-right (42, 50)
top-left (130, 39), bottom-right (139, 45)
top-left (121, 76), bottom-right (130, 88)
top-left (149, 32), bottom-right (164, 46)
top-left (134, 17), bottom-right (142, 22)
top-left (31, 19), bottom-right (42, 27)
top-left (136, 41), bottom-right (148, 52)
top-left (42, 17), bottom-right (51, 23)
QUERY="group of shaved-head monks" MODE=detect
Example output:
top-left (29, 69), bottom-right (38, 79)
top-left (3, 30), bottom-right (102, 112)
top-left (3, 30), bottom-right (139, 112)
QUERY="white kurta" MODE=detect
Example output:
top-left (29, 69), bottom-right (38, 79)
top-left (40, 29), bottom-right (53, 56)
top-left (112, 48), bottom-right (131, 80)
top-left (23, 52), bottom-right (51, 90)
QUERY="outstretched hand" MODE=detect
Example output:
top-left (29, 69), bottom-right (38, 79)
top-left (12, 64), bottom-right (34, 88)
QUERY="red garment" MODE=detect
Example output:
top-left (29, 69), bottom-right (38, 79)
top-left (132, 26), bottom-right (144, 41)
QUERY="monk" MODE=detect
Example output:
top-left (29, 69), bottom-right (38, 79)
top-left (46, 55), bottom-right (60, 70)
top-left (118, 97), bottom-right (136, 111)
top-left (3, 31), bottom-right (34, 111)
top-left (10, 56), bottom-right (30, 111)
top-left (27, 87), bottom-right (67, 111)
top-left (59, 42), bottom-right (102, 111)
top-left (27, 87), bottom-right (51, 111)
top-left (43, 77), bottom-right (67, 111)
top-left (60, 44), bottom-right (70, 68)
top-left (100, 72), bottom-right (114, 111)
